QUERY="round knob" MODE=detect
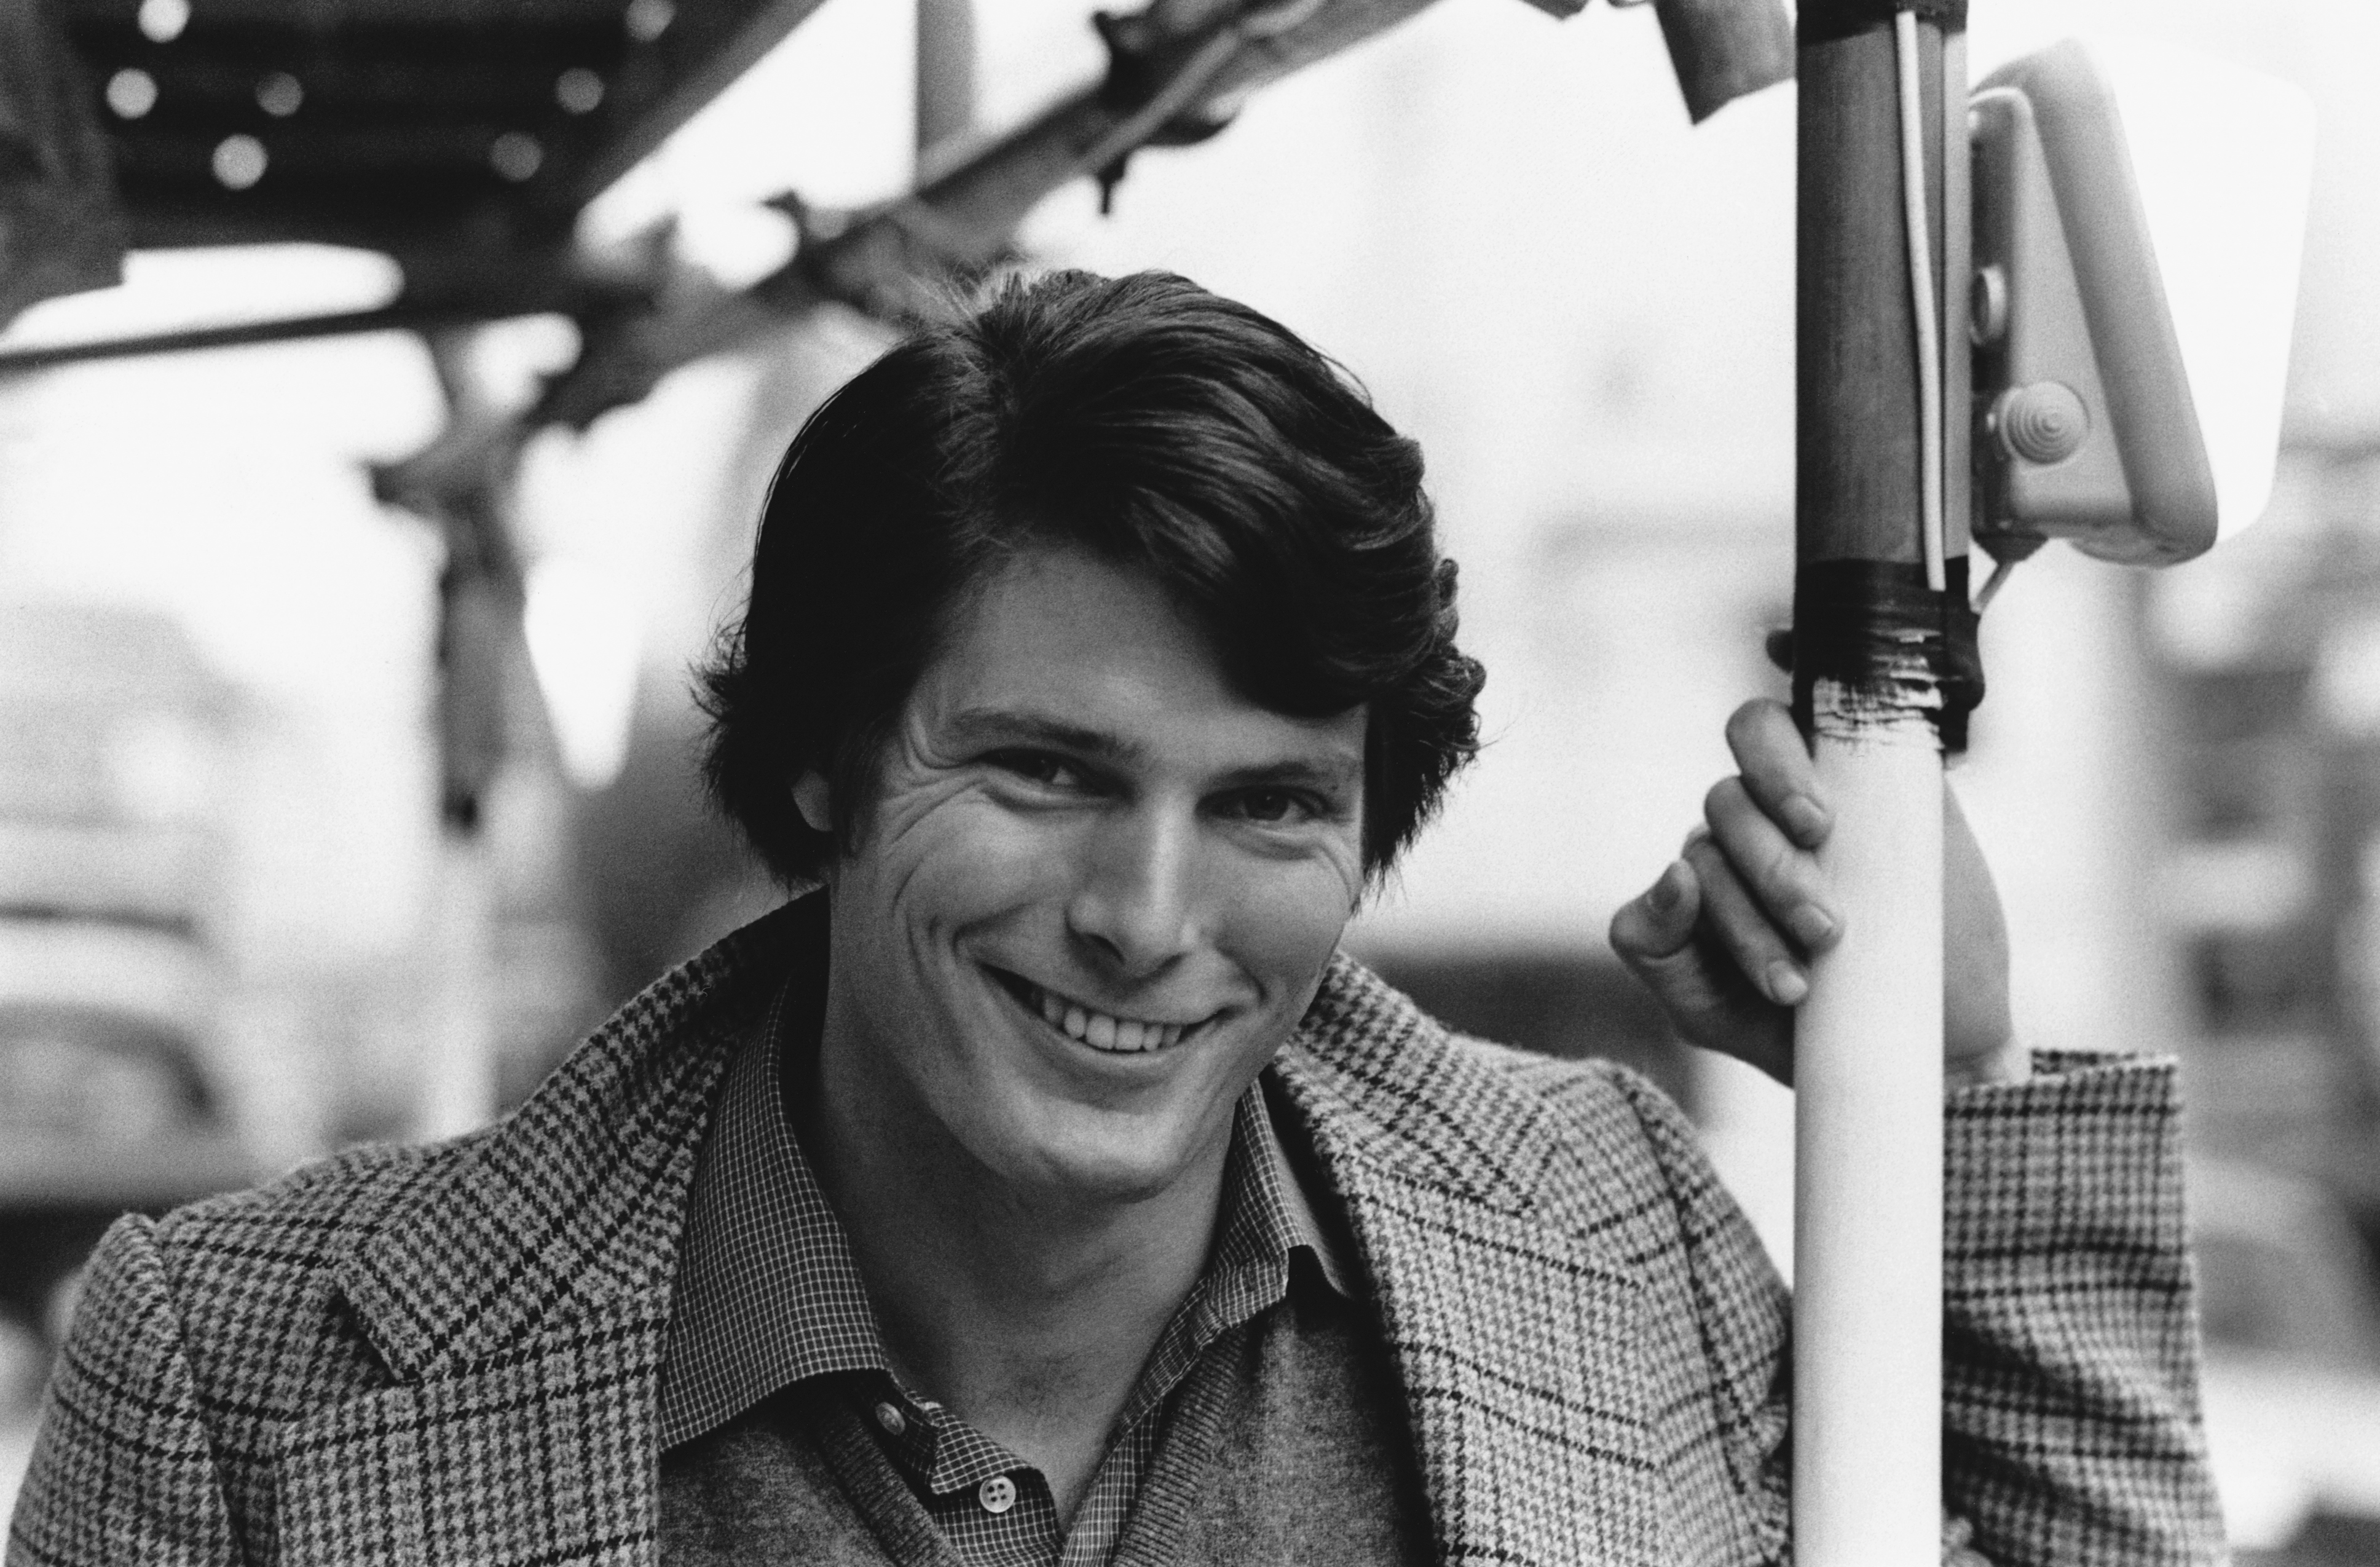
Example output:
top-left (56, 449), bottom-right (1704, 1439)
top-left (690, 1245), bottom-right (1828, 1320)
top-left (1993, 382), bottom-right (2089, 465)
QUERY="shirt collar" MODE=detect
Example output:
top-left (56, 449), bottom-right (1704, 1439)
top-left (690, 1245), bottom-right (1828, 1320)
top-left (1235, 1075), bottom-right (1357, 1300)
top-left (656, 894), bottom-right (1357, 1452)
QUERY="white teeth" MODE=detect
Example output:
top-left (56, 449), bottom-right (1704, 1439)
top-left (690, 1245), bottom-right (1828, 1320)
top-left (1016, 979), bottom-right (1188, 1054)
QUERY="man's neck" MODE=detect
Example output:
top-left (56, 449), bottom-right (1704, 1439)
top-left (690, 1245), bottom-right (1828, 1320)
top-left (802, 1021), bottom-right (1229, 1525)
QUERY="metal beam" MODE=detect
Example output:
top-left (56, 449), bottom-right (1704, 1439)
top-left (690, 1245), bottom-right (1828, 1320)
top-left (541, 0), bottom-right (836, 215)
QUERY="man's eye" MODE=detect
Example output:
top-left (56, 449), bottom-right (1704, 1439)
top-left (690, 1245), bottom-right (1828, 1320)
top-left (1229, 788), bottom-right (1312, 825)
top-left (992, 751), bottom-right (1086, 789)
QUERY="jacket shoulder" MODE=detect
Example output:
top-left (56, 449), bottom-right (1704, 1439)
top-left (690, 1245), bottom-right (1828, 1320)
top-left (144, 1135), bottom-right (480, 1413)
top-left (1436, 1027), bottom-right (1706, 1178)
top-left (157, 1131), bottom-right (470, 1249)
top-left (18, 1137), bottom-right (480, 1565)
top-left (1459, 1032), bottom-right (1768, 1265)
top-left (152, 1131), bottom-right (468, 1268)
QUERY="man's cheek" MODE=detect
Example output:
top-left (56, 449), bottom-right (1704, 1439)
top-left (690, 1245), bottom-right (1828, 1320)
top-left (1229, 856), bottom-right (1360, 994)
top-left (889, 798), bottom-right (1081, 915)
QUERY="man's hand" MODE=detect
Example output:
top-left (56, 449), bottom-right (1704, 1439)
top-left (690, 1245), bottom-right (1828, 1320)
top-left (1607, 698), bottom-right (2023, 1090)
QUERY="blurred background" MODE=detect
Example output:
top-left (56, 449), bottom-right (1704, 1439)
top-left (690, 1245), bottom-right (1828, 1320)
top-left (2, 0), bottom-right (2377, 1555)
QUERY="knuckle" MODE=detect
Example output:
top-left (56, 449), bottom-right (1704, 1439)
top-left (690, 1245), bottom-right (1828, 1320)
top-left (1720, 906), bottom-right (1784, 967)
top-left (1701, 874), bottom-right (1784, 965)
top-left (1754, 838), bottom-right (1807, 897)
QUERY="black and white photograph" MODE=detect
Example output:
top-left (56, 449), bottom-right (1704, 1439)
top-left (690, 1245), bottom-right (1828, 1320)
top-left (2, 0), bottom-right (2376, 1561)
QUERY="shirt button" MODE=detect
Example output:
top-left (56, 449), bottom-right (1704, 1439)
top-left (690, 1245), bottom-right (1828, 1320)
top-left (977, 1474), bottom-right (1017, 1515)
top-left (873, 1400), bottom-right (906, 1436)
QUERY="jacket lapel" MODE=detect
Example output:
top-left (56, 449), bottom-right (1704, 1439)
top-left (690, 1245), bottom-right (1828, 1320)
top-left (282, 901), bottom-right (812, 1567)
top-left (1272, 955), bottom-right (1669, 1567)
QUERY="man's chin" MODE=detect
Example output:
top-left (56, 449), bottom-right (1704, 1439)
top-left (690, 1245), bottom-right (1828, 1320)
top-left (978, 1106), bottom-right (1216, 1209)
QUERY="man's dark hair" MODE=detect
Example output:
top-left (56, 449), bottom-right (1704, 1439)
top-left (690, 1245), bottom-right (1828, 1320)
top-left (698, 267), bottom-right (1484, 882)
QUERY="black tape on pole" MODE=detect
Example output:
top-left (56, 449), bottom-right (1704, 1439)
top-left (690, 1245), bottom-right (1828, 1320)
top-left (1791, 559), bottom-right (1983, 752)
top-left (1797, 0), bottom-right (1966, 45)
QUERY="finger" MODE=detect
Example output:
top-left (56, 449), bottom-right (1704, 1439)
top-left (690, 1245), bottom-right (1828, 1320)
top-left (1722, 698), bottom-right (1830, 848)
top-left (1682, 831), bottom-right (1811, 1006)
top-left (1703, 775), bottom-right (1842, 954)
top-left (1609, 859), bottom-right (1700, 964)
top-left (1612, 855), bottom-right (1799, 1085)
top-left (1609, 863), bottom-right (1753, 1028)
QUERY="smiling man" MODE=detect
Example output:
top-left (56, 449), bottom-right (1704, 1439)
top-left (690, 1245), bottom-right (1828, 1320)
top-left (766, 548), bottom-right (1384, 1530)
top-left (10, 271), bottom-right (2221, 1567)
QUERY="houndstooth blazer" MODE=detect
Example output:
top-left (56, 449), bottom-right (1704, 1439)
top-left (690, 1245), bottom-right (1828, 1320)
top-left (9, 899), bottom-right (2223, 1566)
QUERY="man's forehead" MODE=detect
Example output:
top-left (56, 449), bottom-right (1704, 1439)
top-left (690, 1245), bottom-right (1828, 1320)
top-left (916, 547), bottom-right (1362, 751)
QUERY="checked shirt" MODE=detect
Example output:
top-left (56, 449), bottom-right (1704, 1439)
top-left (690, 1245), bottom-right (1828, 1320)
top-left (654, 937), bottom-right (1382, 1567)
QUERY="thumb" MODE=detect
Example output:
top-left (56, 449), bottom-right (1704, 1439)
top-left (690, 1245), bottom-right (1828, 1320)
top-left (1610, 859), bottom-right (1700, 967)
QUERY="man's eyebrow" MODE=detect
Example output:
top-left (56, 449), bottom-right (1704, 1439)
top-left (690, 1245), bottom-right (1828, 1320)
top-left (942, 706), bottom-right (1362, 793)
top-left (942, 708), bottom-right (1149, 767)
top-left (1213, 754), bottom-right (1364, 795)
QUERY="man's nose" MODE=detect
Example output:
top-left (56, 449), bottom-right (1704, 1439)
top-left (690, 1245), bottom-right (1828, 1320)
top-left (1066, 805), bottom-right (1205, 978)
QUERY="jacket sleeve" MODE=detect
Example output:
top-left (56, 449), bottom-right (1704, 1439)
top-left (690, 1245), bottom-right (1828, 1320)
top-left (5, 1214), bottom-right (243, 1567)
top-left (1598, 1052), bottom-right (2225, 1567)
top-left (1941, 1054), bottom-right (2227, 1566)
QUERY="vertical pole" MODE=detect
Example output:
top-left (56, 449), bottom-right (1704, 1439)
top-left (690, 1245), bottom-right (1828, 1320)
top-left (418, 837), bottom-right (498, 1140)
top-left (1792, 4), bottom-right (1968, 1563)
top-left (389, 330), bottom-right (518, 1142)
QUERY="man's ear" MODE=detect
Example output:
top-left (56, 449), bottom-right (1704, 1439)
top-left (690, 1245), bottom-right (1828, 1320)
top-left (792, 770), bottom-right (833, 835)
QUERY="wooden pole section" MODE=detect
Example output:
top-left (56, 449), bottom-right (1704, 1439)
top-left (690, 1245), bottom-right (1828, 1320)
top-left (1792, 3), bottom-right (1969, 1563)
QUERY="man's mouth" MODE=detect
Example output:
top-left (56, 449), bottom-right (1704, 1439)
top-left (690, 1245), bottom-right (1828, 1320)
top-left (988, 969), bottom-right (1205, 1054)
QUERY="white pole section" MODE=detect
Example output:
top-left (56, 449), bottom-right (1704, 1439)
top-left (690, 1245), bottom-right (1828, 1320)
top-left (1794, 1), bottom-right (1968, 1559)
top-left (1793, 698), bottom-right (1944, 1565)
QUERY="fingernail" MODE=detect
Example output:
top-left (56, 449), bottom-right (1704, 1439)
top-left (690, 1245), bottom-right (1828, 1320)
top-left (1789, 905), bottom-right (1838, 949)
top-left (1650, 861), bottom-right (1687, 914)
top-left (1765, 961), bottom-right (1808, 1005)
top-left (1782, 794), bottom-right (1830, 845)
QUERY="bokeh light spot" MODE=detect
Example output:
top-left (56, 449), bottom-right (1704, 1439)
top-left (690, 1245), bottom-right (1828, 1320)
top-left (490, 133), bottom-right (544, 183)
top-left (556, 68), bottom-right (605, 114)
top-left (211, 135), bottom-right (267, 190)
top-left (105, 68), bottom-right (158, 119)
top-left (256, 72), bottom-right (303, 117)
top-left (136, 0), bottom-right (189, 42)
